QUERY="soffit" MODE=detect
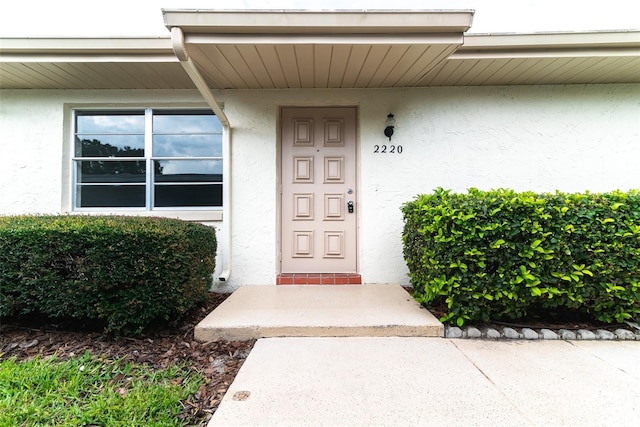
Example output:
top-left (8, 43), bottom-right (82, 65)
top-left (423, 31), bottom-right (640, 86)
top-left (183, 33), bottom-right (465, 89)
top-left (0, 37), bottom-right (195, 89)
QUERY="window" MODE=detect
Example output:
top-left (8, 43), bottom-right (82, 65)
top-left (73, 109), bottom-right (222, 210)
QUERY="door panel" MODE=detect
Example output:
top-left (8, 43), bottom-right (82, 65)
top-left (281, 107), bottom-right (357, 273)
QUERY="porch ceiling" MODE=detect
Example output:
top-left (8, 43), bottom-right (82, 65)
top-left (182, 34), bottom-right (465, 89)
top-left (0, 10), bottom-right (638, 90)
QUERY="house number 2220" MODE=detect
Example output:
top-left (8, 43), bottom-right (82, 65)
top-left (373, 145), bottom-right (403, 154)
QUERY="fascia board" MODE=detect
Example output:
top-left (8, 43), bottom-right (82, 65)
top-left (163, 9), bottom-right (474, 34)
top-left (461, 31), bottom-right (640, 51)
top-left (184, 33), bottom-right (465, 46)
top-left (451, 48), bottom-right (640, 60)
top-left (0, 37), bottom-right (174, 56)
top-left (0, 54), bottom-right (179, 63)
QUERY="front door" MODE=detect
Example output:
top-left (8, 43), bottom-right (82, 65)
top-left (280, 107), bottom-right (357, 273)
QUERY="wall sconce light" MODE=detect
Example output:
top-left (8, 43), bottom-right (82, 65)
top-left (384, 113), bottom-right (396, 141)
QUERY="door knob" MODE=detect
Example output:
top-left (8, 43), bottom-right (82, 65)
top-left (347, 200), bottom-right (354, 213)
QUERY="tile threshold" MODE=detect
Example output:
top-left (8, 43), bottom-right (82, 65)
top-left (276, 273), bottom-right (362, 285)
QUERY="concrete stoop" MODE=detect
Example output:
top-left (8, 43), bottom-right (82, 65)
top-left (194, 284), bottom-right (443, 341)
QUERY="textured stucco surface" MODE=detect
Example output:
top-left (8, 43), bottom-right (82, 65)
top-left (1, 85), bottom-right (639, 287)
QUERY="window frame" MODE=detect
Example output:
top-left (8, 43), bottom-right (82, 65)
top-left (72, 107), bottom-right (223, 213)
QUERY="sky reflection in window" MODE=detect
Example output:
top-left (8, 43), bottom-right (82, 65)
top-left (76, 113), bottom-right (144, 134)
top-left (153, 114), bottom-right (222, 134)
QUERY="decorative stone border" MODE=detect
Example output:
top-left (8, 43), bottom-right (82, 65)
top-left (445, 325), bottom-right (640, 340)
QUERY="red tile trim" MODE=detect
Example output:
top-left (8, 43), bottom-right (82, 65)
top-left (348, 275), bottom-right (362, 284)
top-left (276, 273), bottom-right (362, 285)
top-left (277, 275), bottom-right (294, 285)
top-left (307, 276), bottom-right (322, 284)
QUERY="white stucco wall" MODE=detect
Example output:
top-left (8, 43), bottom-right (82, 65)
top-left (1, 84), bottom-right (639, 288)
top-left (0, 91), bottom-right (65, 214)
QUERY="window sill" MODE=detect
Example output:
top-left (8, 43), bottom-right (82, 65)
top-left (70, 210), bottom-right (223, 222)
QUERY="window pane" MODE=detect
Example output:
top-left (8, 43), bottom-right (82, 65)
top-left (152, 134), bottom-right (221, 157)
top-left (154, 160), bottom-right (222, 183)
top-left (153, 113), bottom-right (221, 134)
top-left (154, 184), bottom-right (222, 207)
top-left (75, 136), bottom-right (145, 157)
top-left (78, 160), bottom-right (146, 183)
top-left (76, 113), bottom-right (144, 134)
top-left (76, 185), bottom-right (145, 208)
top-left (73, 109), bottom-right (225, 211)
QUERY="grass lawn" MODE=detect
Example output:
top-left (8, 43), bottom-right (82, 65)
top-left (0, 351), bottom-right (203, 426)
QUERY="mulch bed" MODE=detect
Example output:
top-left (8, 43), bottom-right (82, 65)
top-left (0, 292), bottom-right (255, 426)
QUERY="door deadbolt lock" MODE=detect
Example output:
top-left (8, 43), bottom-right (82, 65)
top-left (347, 200), bottom-right (354, 213)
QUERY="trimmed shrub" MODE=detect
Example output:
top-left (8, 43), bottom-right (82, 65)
top-left (0, 215), bottom-right (216, 335)
top-left (402, 188), bottom-right (640, 326)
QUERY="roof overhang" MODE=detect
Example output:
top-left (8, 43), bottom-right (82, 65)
top-left (162, 10), bottom-right (474, 89)
top-left (0, 37), bottom-right (195, 89)
top-left (1, 9), bottom-right (639, 90)
top-left (425, 31), bottom-right (640, 86)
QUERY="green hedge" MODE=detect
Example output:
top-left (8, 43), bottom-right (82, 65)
top-left (0, 215), bottom-right (216, 335)
top-left (402, 188), bottom-right (640, 326)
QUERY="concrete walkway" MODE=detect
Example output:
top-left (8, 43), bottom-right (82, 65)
top-left (210, 337), bottom-right (640, 426)
top-left (202, 285), bottom-right (640, 426)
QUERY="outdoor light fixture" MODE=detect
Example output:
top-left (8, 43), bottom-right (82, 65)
top-left (384, 113), bottom-right (396, 140)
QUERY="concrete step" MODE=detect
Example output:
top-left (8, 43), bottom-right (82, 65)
top-left (194, 284), bottom-right (443, 341)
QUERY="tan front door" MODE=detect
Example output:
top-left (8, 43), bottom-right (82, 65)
top-left (281, 107), bottom-right (357, 273)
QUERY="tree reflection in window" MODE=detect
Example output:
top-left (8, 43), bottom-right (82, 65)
top-left (79, 138), bottom-right (143, 157)
top-left (78, 138), bottom-right (163, 177)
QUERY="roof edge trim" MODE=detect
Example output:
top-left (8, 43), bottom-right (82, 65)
top-left (0, 37), bottom-right (173, 55)
top-left (184, 33), bottom-right (465, 46)
top-left (162, 9), bottom-right (474, 34)
top-left (462, 31), bottom-right (640, 51)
